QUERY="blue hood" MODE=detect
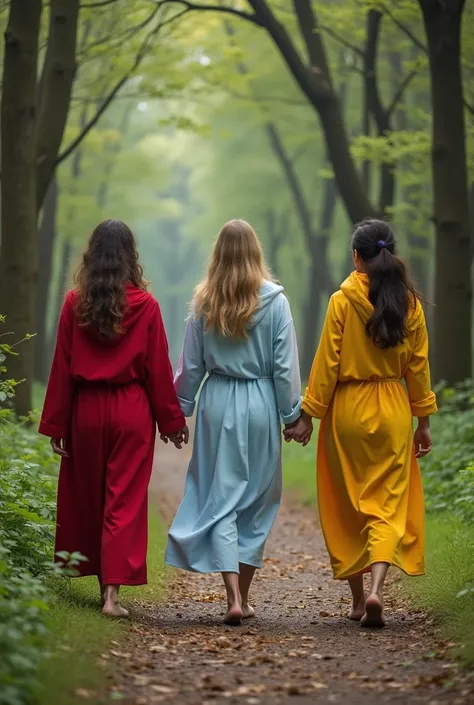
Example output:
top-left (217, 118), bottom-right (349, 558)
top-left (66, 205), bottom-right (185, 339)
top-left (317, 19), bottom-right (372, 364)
top-left (248, 280), bottom-right (284, 329)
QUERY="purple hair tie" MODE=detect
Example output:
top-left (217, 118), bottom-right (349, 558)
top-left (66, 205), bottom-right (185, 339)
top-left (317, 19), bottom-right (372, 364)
top-left (377, 240), bottom-right (387, 250)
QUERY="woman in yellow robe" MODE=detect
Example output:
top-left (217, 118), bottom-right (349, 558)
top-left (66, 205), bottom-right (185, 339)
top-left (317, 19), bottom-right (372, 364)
top-left (288, 219), bottom-right (437, 628)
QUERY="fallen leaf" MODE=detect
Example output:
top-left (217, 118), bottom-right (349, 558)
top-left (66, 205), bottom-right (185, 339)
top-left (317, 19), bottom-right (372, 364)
top-left (150, 685), bottom-right (175, 695)
top-left (74, 690), bottom-right (96, 699)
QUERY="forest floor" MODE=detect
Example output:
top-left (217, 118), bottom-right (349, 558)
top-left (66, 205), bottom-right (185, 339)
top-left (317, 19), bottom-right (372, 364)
top-left (113, 432), bottom-right (474, 705)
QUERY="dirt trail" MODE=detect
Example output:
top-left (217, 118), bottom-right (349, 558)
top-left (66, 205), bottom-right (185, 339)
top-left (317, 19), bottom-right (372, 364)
top-left (116, 434), bottom-right (474, 705)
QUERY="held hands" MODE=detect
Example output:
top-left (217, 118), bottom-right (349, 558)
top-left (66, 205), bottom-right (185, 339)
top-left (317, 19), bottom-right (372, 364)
top-left (160, 425), bottom-right (189, 450)
top-left (283, 412), bottom-right (313, 447)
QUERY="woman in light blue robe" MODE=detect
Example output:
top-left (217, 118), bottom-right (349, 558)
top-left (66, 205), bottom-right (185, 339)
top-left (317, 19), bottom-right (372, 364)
top-left (164, 219), bottom-right (301, 625)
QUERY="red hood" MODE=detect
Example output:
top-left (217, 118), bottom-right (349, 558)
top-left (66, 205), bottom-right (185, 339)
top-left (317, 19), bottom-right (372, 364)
top-left (72, 284), bottom-right (154, 345)
top-left (122, 284), bottom-right (154, 332)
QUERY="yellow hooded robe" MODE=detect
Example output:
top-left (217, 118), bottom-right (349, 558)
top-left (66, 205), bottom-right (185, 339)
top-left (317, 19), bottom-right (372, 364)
top-left (302, 272), bottom-right (437, 580)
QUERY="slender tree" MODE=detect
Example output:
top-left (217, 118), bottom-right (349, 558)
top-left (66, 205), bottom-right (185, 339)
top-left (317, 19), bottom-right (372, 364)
top-left (0, 0), bottom-right (43, 416)
top-left (418, 0), bottom-right (471, 382)
top-left (36, 0), bottom-right (80, 211)
top-left (35, 177), bottom-right (59, 384)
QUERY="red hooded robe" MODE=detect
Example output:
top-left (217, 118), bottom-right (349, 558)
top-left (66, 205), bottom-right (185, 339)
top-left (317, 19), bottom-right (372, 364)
top-left (39, 285), bottom-right (184, 585)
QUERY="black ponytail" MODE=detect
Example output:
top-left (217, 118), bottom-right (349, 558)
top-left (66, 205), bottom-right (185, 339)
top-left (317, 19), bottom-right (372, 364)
top-left (351, 219), bottom-right (418, 349)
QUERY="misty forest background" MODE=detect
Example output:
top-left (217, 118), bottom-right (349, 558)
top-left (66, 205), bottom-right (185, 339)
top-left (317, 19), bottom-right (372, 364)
top-left (2, 4), bottom-right (474, 704)
top-left (0, 0), bottom-right (473, 418)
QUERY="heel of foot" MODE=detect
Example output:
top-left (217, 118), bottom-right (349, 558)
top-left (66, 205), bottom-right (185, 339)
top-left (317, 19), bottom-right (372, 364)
top-left (360, 595), bottom-right (385, 629)
top-left (348, 607), bottom-right (365, 621)
top-left (102, 602), bottom-right (129, 619)
top-left (223, 605), bottom-right (243, 626)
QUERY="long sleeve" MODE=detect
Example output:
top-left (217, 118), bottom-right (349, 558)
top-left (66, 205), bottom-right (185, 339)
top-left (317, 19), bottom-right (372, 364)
top-left (302, 293), bottom-right (345, 420)
top-left (273, 297), bottom-right (302, 425)
top-left (39, 292), bottom-right (76, 438)
top-left (145, 301), bottom-right (185, 435)
top-left (405, 308), bottom-right (437, 417)
top-left (174, 317), bottom-right (206, 417)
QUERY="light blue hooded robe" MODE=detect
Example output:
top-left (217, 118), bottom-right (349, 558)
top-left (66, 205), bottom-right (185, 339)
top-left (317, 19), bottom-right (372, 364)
top-left (164, 281), bottom-right (301, 573)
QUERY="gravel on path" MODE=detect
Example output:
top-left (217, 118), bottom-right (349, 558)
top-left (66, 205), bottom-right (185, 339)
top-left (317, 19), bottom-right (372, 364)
top-left (113, 433), bottom-right (474, 705)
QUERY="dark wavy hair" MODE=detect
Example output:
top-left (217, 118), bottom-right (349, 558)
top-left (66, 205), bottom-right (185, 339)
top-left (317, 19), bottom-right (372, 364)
top-left (352, 219), bottom-right (418, 349)
top-left (74, 219), bottom-right (148, 338)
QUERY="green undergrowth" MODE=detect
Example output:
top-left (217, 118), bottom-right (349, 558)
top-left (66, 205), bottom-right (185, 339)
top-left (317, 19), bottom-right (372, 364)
top-left (402, 517), bottom-right (474, 666)
top-left (35, 508), bottom-right (167, 705)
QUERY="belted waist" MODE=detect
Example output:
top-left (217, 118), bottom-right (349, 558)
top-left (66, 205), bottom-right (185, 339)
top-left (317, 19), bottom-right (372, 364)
top-left (339, 377), bottom-right (402, 384)
top-left (209, 371), bottom-right (272, 381)
top-left (76, 379), bottom-right (143, 389)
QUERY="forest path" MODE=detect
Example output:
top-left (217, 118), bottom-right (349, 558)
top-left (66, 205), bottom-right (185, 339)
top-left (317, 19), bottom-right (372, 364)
top-left (115, 432), bottom-right (473, 705)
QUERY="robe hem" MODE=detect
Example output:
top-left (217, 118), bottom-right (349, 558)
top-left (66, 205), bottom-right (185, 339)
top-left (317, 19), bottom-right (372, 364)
top-left (165, 559), bottom-right (242, 574)
top-left (238, 558), bottom-right (262, 569)
top-left (102, 578), bottom-right (148, 585)
top-left (165, 558), bottom-right (263, 572)
top-left (332, 559), bottom-right (425, 581)
top-left (64, 571), bottom-right (148, 585)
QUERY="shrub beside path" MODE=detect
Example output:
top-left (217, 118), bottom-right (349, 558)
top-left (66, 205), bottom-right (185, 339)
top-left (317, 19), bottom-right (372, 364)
top-left (115, 429), bottom-right (474, 705)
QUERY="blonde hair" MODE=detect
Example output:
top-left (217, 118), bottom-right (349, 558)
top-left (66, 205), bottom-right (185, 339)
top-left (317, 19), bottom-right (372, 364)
top-left (192, 219), bottom-right (273, 338)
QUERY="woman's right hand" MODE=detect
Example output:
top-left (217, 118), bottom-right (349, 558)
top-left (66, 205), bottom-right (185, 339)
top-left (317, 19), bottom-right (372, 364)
top-left (167, 425), bottom-right (190, 450)
top-left (414, 418), bottom-right (432, 458)
top-left (284, 413), bottom-right (313, 447)
top-left (51, 438), bottom-right (69, 458)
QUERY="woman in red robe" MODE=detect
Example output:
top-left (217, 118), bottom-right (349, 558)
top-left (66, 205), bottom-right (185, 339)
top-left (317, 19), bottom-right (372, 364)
top-left (39, 219), bottom-right (187, 617)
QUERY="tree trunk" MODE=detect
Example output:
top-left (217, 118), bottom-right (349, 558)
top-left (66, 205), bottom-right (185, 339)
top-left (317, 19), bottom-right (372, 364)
top-left (265, 124), bottom-right (335, 280)
top-left (361, 82), bottom-right (371, 195)
top-left (96, 103), bottom-right (134, 210)
top-left (0, 0), bottom-right (42, 416)
top-left (301, 174), bottom-right (338, 377)
top-left (364, 9), bottom-right (395, 214)
top-left (35, 176), bottom-right (58, 384)
top-left (264, 208), bottom-right (287, 275)
top-left (47, 238), bottom-right (72, 368)
top-left (469, 181), bottom-right (474, 263)
top-left (36, 0), bottom-right (80, 211)
top-left (390, 51), bottom-right (430, 297)
top-left (419, 0), bottom-right (472, 383)
top-left (302, 246), bottom-right (323, 380)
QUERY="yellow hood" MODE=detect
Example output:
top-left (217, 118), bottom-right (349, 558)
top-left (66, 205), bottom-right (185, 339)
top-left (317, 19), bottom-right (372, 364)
top-left (340, 271), bottom-right (422, 332)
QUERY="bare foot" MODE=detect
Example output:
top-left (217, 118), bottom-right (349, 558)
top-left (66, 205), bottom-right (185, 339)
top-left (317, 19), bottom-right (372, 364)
top-left (360, 593), bottom-right (385, 628)
top-left (223, 603), bottom-right (243, 626)
top-left (102, 600), bottom-right (129, 619)
top-left (242, 603), bottom-right (255, 619)
top-left (348, 605), bottom-right (365, 621)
